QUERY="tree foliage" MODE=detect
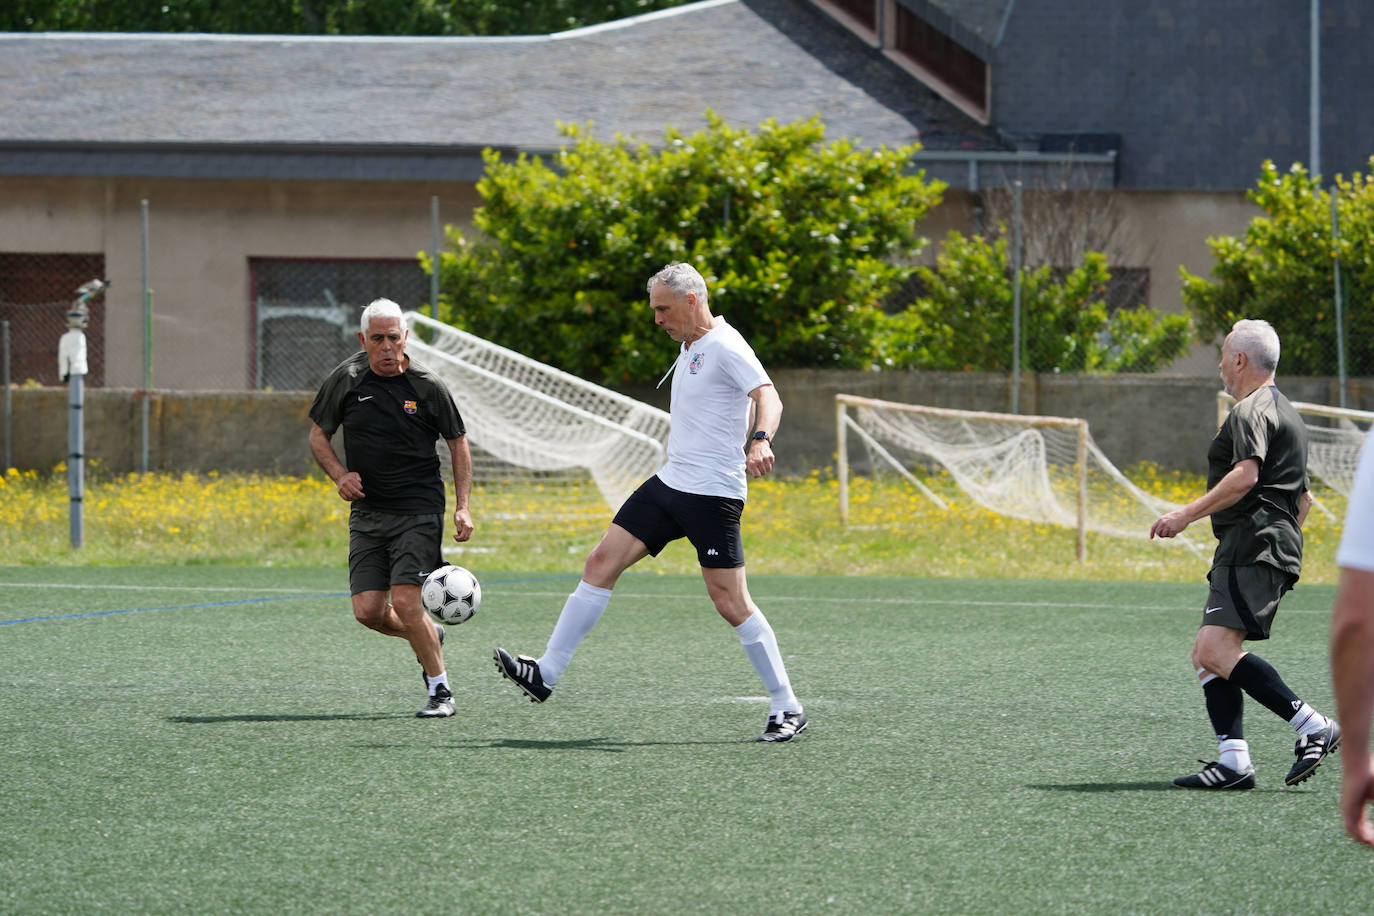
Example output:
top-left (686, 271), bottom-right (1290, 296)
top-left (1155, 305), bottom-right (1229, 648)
top-left (1181, 158), bottom-right (1374, 376)
top-left (427, 113), bottom-right (943, 384)
top-left (0, 0), bottom-right (693, 34)
top-left (878, 232), bottom-right (1192, 373)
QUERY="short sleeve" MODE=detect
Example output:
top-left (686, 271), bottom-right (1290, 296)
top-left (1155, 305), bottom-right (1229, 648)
top-left (1337, 430), bottom-right (1374, 572)
top-left (308, 360), bottom-right (354, 435)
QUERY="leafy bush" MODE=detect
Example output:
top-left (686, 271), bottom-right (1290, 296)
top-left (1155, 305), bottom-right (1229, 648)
top-left (427, 112), bottom-right (943, 384)
top-left (878, 232), bottom-right (1192, 373)
top-left (1181, 158), bottom-right (1374, 376)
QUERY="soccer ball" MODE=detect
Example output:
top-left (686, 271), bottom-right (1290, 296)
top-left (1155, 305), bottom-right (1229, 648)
top-left (422, 565), bottom-right (481, 625)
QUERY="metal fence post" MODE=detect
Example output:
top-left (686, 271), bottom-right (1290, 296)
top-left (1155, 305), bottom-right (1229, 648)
top-left (1011, 179), bottom-right (1023, 414)
top-left (141, 199), bottom-right (151, 472)
top-left (430, 196), bottom-right (440, 317)
top-left (1332, 186), bottom-right (1347, 408)
top-left (2, 319), bottom-right (10, 471)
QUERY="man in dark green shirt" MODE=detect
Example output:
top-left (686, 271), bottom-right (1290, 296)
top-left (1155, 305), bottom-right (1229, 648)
top-left (1151, 319), bottom-right (1339, 790)
top-left (309, 298), bottom-right (475, 718)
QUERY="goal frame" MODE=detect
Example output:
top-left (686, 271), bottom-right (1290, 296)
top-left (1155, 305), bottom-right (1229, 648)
top-left (404, 310), bottom-right (670, 510)
top-left (1215, 390), bottom-right (1374, 428)
top-left (836, 394), bottom-right (1091, 561)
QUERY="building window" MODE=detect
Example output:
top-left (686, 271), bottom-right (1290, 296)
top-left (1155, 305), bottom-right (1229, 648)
top-left (892, 4), bottom-right (988, 121)
top-left (0, 252), bottom-right (106, 387)
top-left (827, 0), bottom-right (877, 32)
top-left (250, 257), bottom-right (428, 391)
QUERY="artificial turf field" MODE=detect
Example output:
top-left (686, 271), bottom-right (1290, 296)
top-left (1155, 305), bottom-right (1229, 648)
top-left (2, 566), bottom-right (1370, 914)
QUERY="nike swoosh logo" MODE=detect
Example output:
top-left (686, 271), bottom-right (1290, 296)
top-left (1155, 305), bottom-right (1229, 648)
top-left (1204, 606), bottom-right (1223, 614)
top-left (357, 395), bottom-right (374, 402)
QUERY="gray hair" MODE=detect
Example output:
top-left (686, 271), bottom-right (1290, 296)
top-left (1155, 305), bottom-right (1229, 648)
top-left (1229, 318), bottom-right (1280, 373)
top-left (360, 298), bottom-right (406, 335)
top-left (647, 262), bottom-right (708, 306)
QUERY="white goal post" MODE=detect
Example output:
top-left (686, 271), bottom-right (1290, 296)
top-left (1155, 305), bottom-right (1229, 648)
top-left (404, 311), bottom-right (670, 511)
top-left (836, 394), bottom-right (1202, 562)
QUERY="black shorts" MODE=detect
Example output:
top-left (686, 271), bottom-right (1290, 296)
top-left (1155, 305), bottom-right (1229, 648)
top-left (1201, 563), bottom-right (1297, 641)
top-left (348, 509), bottom-right (443, 595)
top-left (612, 475), bottom-right (745, 569)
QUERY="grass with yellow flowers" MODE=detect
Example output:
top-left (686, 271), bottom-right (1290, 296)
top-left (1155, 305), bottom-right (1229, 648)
top-left (0, 464), bottom-right (1347, 584)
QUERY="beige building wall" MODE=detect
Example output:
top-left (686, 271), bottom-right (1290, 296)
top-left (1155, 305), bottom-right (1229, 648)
top-left (0, 176), bottom-right (479, 388)
top-left (924, 187), bottom-right (1260, 375)
top-left (1, 174), bottom-right (1259, 387)
top-left (1115, 190), bottom-right (1259, 375)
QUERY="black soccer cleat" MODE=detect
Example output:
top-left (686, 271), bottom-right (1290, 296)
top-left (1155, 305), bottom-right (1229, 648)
top-left (493, 647), bottom-right (551, 703)
top-left (1172, 759), bottom-right (1255, 790)
top-left (1285, 720), bottom-right (1342, 786)
top-left (757, 710), bottom-right (808, 743)
top-left (421, 623), bottom-right (446, 688)
top-left (416, 683), bottom-right (455, 718)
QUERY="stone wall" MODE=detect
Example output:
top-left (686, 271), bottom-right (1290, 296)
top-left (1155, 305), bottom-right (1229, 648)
top-left (6, 373), bottom-right (1373, 477)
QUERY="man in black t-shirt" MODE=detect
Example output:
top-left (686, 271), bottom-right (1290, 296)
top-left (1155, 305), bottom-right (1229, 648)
top-left (1151, 319), bottom-right (1339, 790)
top-left (308, 298), bottom-right (475, 718)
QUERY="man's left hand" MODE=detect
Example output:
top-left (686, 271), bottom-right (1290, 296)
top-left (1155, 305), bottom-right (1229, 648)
top-left (746, 440), bottom-right (774, 478)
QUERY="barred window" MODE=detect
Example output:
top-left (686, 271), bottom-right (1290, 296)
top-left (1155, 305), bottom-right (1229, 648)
top-left (251, 257), bottom-right (428, 391)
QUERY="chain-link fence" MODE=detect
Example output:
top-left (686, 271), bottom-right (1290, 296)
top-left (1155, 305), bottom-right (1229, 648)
top-left (0, 248), bottom-right (439, 394)
top-left (0, 198), bottom-right (442, 394)
top-left (0, 252), bottom-right (107, 387)
top-left (252, 257), bottom-right (430, 392)
top-left (0, 189), bottom-right (1365, 399)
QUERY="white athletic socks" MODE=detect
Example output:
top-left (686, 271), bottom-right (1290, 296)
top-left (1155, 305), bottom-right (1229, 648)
top-left (537, 580), bottom-right (613, 686)
top-left (1218, 738), bottom-right (1251, 773)
top-left (734, 610), bottom-right (799, 715)
top-left (426, 671), bottom-right (450, 696)
top-left (1289, 703), bottom-right (1328, 737)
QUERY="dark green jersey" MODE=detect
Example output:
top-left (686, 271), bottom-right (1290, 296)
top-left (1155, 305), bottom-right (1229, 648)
top-left (1207, 385), bottom-right (1308, 574)
top-left (309, 351), bottom-right (465, 515)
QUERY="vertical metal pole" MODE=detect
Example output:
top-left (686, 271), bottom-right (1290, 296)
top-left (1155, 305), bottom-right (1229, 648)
top-left (1075, 420), bottom-right (1088, 563)
top-left (2, 319), bottom-right (10, 471)
top-left (836, 396), bottom-right (849, 526)
top-left (141, 199), bottom-right (151, 472)
top-left (430, 196), bottom-right (440, 317)
top-left (1011, 180), bottom-right (1023, 414)
top-left (1332, 187), bottom-right (1346, 407)
top-left (1310, 0), bottom-right (1321, 179)
top-left (68, 371), bottom-right (84, 548)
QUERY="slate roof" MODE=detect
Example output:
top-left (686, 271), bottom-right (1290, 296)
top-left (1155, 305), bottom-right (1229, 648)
top-left (0, 0), bottom-right (1008, 184)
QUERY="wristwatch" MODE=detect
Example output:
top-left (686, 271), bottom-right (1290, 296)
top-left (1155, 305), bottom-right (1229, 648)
top-left (751, 430), bottom-right (772, 446)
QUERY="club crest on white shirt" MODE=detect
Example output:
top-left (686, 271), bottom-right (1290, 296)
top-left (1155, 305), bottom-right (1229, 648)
top-left (688, 352), bottom-right (705, 374)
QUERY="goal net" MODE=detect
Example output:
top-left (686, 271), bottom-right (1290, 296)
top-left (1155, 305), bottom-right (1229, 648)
top-left (403, 311), bottom-right (670, 520)
top-left (1216, 392), bottom-right (1373, 498)
top-left (835, 395), bottom-right (1202, 560)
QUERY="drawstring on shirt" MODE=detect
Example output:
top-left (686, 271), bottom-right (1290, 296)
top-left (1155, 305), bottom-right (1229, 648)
top-left (656, 351), bottom-right (681, 390)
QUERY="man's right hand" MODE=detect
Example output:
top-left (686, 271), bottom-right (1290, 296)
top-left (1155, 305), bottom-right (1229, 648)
top-left (335, 471), bottom-right (364, 501)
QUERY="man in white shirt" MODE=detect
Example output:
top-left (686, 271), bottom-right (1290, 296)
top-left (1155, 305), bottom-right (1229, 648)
top-left (1331, 429), bottom-right (1374, 843)
top-left (493, 262), bottom-right (806, 742)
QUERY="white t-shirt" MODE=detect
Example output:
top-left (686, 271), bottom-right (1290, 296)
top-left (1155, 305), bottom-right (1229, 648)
top-left (656, 316), bottom-right (772, 502)
top-left (1337, 429), bottom-right (1374, 572)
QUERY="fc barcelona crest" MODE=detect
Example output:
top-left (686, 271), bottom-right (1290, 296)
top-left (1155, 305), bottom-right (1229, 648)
top-left (403, 400), bottom-right (418, 414)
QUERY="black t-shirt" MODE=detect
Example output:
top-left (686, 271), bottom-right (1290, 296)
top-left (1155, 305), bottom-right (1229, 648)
top-left (1207, 385), bottom-right (1308, 574)
top-left (309, 351), bottom-right (465, 515)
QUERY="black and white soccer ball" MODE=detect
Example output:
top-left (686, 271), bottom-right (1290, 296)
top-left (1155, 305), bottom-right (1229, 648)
top-left (421, 565), bottom-right (481, 625)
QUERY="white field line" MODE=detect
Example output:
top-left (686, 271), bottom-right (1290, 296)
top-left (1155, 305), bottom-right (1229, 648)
top-left (0, 582), bottom-right (1334, 615)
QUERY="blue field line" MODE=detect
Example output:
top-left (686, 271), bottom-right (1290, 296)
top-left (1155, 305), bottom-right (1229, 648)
top-left (0, 592), bottom-right (351, 626)
top-left (0, 573), bottom-right (580, 627)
